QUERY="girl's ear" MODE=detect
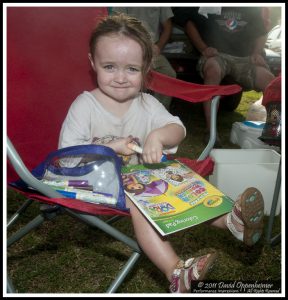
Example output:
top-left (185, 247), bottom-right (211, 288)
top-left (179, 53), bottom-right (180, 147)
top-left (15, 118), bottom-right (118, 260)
top-left (88, 53), bottom-right (96, 71)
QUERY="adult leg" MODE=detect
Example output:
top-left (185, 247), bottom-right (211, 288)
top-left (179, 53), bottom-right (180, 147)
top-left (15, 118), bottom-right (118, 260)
top-left (254, 66), bottom-right (275, 91)
top-left (199, 57), bottom-right (224, 147)
top-left (152, 54), bottom-right (177, 111)
top-left (201, 57), bottom-right (222, 130)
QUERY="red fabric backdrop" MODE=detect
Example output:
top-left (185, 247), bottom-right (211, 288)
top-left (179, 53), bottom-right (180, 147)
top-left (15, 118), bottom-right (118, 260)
top-left (7, 7), bottom-right (108, 181)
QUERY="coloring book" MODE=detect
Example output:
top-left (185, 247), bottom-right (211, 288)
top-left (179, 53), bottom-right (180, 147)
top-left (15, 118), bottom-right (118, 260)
top-left (122, 160), bottom-right (234, 236)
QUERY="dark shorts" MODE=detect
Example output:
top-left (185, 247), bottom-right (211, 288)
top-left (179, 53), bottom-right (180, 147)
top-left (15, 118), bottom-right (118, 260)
top-left (197, 53), bottom-right (270, 90)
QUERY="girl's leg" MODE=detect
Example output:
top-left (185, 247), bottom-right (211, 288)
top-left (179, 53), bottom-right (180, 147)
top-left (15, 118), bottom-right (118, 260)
top-left (206, 188), bottom-right (264, 246)
top-left (126, 197), bottom-right (179, 281)
top-left (126, 197), bottom-right (216, 292)
top-left (207, 214), bottom-right (227, 228)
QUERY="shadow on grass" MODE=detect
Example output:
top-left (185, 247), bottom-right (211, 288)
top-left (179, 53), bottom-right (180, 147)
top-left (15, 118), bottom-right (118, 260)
top-left (7, 192), bottom-right (281, 293)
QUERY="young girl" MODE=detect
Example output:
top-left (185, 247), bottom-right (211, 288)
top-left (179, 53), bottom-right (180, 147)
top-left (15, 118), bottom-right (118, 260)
top-left (58, 14), bottom-right (264, 293)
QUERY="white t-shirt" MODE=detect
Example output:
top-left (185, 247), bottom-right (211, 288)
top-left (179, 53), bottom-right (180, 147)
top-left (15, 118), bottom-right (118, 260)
top-left (59, 91), bottom-right (186, 164)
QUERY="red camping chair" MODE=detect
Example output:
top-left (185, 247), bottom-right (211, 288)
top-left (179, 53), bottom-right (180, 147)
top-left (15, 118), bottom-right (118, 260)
top-left (260, 75), bottom-right (282, 245)
top-left (6, 6), bottom-right (241, 293)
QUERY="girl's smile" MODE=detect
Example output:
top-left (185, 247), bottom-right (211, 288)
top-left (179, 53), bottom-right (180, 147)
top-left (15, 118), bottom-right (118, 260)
top-left (89, 35), bottom-right (143, 104)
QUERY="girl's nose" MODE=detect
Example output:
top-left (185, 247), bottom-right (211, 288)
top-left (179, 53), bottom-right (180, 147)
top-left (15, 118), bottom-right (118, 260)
top-left (114, 70), bottom-right (127, 84)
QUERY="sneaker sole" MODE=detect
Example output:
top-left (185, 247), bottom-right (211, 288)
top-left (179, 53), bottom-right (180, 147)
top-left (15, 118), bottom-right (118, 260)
top-left (239, 187), bottom-right (264, 246)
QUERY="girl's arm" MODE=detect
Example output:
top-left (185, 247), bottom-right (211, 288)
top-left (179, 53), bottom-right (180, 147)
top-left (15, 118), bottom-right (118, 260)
top-left (142, 123), bottom-right (185, 164)
top-left (101, 136), bottom-right (136, 156)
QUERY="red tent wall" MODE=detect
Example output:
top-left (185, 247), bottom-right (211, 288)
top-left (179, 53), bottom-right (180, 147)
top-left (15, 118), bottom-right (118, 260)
top-left (7, 7), bottom-right (108, 181)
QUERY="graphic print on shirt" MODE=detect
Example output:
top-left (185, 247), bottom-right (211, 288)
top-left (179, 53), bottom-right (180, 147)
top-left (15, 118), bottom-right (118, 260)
top-left (215, 10), bottom-right (248, 32)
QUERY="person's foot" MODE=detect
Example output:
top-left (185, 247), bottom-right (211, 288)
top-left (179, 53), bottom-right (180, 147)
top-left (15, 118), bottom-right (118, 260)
top-left (169, 252), bottom-right (218, 293)
top-left (226, 187), bottom-right (264, 246)
top-left (203, 131), bottom-right (223, 148)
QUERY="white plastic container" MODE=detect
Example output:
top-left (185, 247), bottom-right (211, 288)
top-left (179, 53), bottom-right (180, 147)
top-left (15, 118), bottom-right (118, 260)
top-left (208, 149), bottom-right (281, 215)
top-left (230, 121), bottom-right (279, 150)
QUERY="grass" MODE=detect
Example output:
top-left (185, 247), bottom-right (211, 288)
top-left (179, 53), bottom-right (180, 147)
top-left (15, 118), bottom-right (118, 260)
top-left (6, 91), bottom-right (282, 294)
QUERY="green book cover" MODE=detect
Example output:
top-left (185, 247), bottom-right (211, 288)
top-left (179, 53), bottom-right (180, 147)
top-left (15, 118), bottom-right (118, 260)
top-left (122, 160), bottom-right (234, 236)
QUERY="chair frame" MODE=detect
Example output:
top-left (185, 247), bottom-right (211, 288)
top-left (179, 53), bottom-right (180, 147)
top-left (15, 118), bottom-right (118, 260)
top-left (261, 76), bottom-right (282, 246)
top-left (265, 157), bottom-right (281, 245)
top-left (6, 95), bottom-right (222, 294)
top-left (7, 138), bottom-right (141, 293)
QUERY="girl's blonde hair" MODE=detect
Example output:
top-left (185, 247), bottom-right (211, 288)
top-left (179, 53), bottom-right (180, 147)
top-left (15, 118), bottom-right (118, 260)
top-left (89, 13), bottom-right (154, 90)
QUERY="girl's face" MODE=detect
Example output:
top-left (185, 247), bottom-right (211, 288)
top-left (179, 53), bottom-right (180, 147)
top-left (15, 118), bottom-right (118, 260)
top-left (127, 183), bottom-right (144, 191)
top-left (89, 35), bottom-right (143, 103)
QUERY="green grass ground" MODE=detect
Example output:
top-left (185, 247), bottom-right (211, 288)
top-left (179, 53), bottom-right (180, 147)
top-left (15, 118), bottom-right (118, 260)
top-left (6, 91), bottom-right (282, 294)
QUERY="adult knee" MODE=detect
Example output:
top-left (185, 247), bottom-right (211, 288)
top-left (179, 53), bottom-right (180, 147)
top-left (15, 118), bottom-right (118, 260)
top-left (203, 58), bottom-right (222, 84)
top-left (255, 67), bottom-right (275, 91)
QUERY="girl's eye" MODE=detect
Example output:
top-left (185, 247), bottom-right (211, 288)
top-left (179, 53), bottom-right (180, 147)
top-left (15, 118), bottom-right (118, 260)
top-left (103, 65), bottom-right (114, 71)
top-left (128, 67), bottom-right (140, 72)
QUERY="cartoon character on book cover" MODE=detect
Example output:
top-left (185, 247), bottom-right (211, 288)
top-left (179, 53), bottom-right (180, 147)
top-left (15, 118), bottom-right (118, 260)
top-left (122, 173), bottom-right (168, 197)
top-left (122, 172), bottom-right (176, 217)
top-left (151, 162), bottom-right (194, 186)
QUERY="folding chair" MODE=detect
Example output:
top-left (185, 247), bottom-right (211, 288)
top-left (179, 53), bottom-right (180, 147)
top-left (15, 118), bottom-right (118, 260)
top-left (148, 70), bottom-right (241, 160)
top-left (259, 75), bottom-right (282, 245)
top-left (6, 6), bottom-right (242, 293)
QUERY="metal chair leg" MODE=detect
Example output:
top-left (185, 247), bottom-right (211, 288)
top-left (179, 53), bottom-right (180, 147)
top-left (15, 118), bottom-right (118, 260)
top-left (266, 158), bottom-right (281, 246)
top-left (7, 275), bottom-right (15, 293)
top-left (65, 209), bottom-right (141, 293)
top-left (198, 95), bottom-right (220, 161)
top-left (7, 199), bottom-right (34, 229)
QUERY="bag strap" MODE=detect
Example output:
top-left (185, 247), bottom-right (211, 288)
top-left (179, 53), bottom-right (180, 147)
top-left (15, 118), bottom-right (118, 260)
top-left (31, 144), bottom-right (123, 179)
top-left (10, 144), bottom-right (128, 211)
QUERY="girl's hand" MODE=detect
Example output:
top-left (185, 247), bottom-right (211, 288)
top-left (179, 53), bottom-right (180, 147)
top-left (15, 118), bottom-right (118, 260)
top-left (141, 124), bottom-right (185, 164)
top-left (107, 136), bottom-right (136, 155)
top-left (142, 132), bottom-right (163, 164)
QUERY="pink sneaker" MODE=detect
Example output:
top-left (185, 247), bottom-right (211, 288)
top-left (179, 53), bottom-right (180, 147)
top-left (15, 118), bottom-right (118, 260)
top-left (169, 252), bottom-right (218, 293)
top-left (226, 187), bottom-right (264, 246)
